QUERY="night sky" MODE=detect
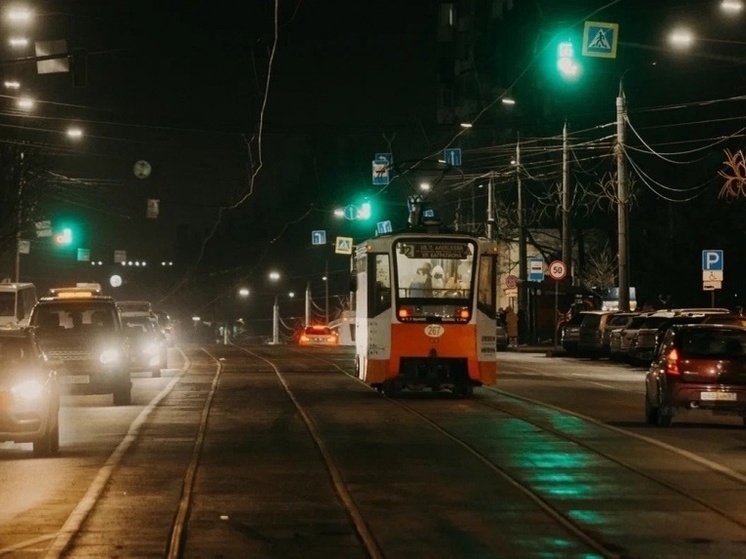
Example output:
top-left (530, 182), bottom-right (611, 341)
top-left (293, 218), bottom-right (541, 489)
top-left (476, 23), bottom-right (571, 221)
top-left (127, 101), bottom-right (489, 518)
top-left (2, 0), bottom-right (746, 325)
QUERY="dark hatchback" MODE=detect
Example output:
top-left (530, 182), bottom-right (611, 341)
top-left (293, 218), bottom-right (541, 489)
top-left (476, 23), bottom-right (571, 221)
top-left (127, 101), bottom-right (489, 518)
top-left (0, 328), bottom-right (60, 456)
top-left (645, 324), bottom-right (746, 427)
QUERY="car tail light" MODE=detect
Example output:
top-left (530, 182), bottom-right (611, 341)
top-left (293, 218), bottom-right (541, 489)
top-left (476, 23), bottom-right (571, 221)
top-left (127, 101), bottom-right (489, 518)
top-left (666, 348), bottom-right (681, 375)
top-left (300, 335), bottom-right (310, 343)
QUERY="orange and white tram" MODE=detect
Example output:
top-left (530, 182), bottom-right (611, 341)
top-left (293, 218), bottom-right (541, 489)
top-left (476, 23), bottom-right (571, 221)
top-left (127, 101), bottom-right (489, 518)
top-left (353, 228), bottom-right (499, 396)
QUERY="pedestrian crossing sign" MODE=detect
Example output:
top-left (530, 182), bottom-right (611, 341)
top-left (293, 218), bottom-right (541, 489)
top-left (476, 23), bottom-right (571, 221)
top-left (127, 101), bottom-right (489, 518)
top-left (582, 21), bottom-right (618, 59)
top-left (335, 236), bottom-right (354, 255)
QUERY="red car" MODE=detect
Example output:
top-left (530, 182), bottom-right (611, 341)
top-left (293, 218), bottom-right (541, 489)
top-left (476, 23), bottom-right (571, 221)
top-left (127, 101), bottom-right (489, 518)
top-left (645, 324), bottom-right (746, 427)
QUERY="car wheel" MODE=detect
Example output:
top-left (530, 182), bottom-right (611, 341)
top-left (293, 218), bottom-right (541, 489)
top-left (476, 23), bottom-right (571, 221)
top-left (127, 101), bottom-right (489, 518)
top-left (644, 394), bottom-right (659, 425)
top-left (656, 389), bottom-right (673, 427)
top-left (33, 425), bottom-right (54, 457)
top-left (113, 383), bottom-right (132, 406)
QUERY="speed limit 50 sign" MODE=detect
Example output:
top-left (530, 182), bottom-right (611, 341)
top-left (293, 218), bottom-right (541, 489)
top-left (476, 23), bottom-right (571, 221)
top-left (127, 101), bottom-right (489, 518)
top-left (548, 260), bottom-right (567, 281)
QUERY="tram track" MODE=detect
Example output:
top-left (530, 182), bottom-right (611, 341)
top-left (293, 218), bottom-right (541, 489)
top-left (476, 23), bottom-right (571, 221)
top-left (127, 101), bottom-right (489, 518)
top-left (303, 348), bottom-right (746, 557)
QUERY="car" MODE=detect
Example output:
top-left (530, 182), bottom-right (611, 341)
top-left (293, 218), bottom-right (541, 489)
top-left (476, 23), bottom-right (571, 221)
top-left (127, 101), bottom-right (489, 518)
top-left (577, 310), bottom-right (618, 359)
top-left (603, 312), bottom-right (639, 360)
top-left (0, 327), bottom-right (60, 456)
top-left (122, 315), bottom-right (168, 377)
top-left (29, 287), bottom-right (132, 406)
top-left (630, 309), bottom-right (730, 366)
top-left (298, 325), bottom-right (338, 346)
top-left (615, 313), bottom-right (651, 362)
top-left (701, 313), bottom-right (746, 327)
top-left (645, 324), bottom-right (746, 427)
top-left (560, 312), bottom-right (588, 356)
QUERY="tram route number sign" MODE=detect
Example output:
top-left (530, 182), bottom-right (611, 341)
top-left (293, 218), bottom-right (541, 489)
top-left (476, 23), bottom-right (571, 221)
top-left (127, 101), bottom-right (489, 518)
top-left (548, 260), bottom-right (567, 281)
top-left (405, 243), bottom-right (470, 260)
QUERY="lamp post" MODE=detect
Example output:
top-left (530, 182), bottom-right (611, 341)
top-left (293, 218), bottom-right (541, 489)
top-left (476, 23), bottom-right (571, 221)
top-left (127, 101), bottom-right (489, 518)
top-left (268, 271), bottom-right (280, 344)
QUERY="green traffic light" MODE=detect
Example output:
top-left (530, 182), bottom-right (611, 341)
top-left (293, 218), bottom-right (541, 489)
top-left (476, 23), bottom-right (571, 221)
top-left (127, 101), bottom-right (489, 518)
top-left (54, 227), bottom-right (73, 246)
top-left (557, 40), bottom-right (582, 81)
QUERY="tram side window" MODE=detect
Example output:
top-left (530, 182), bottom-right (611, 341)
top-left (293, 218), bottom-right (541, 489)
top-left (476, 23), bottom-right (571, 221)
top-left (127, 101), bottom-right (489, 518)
top-left (370, 254), bottom-right (391, 316)
top-left (477, 255), bottom-right (497, 319)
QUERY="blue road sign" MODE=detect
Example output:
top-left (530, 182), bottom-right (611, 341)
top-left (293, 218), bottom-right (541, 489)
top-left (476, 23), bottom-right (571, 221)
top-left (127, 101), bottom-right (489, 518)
top-left (311, 230), bottom-right (327, 245)
top-left (376, 220), bottom-right (392, 235)
top-left (343, 205), bottom-right (357, 221)
top-left (582, 21), bottom-right (619, 59)
top-left (372, 159), bottom-right (390, 186)
top-left (702, 249), bottom-right (724, 271)
top-left (528, 257), bottom-right (544, 282)
top-left (375, 153), bottom-right (393, 166)
top-left (444, 148), bottom-right (462, 166)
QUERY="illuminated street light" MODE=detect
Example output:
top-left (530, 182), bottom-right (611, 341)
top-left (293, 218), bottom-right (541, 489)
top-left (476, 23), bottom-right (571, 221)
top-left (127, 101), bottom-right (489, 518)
top-left (419, 182), bottom-right (431, 192)
top-left (333, 208), bottom-right (344, 218)
top-left (721, 0), bottom-right (744, 13)
top-left (459, 122), bottom-right (473, 128)
top-left (4, 80), bottom-right (20, 89)
top-left (668, 28), bottom-right (695, 48)
top-left (66, 126), bottom-right (83, 139)
top-left (238, 287), bottom-right (249, 297)
top-left (268, 271), bottom-right (280, 281)
top-left (16, 96), bottom-right (34, 110)
top-left (6, 7), bottom-right (33, 23)
top-left (501, 97), bottom-right (516, 106)
top-left (8, 37), bottom-right (28, 48)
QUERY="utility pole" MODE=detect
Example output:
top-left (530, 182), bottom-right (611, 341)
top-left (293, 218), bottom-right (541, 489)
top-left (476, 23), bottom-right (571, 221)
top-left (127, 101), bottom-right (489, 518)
top-left (561, 121), bottom-right (571, 275)
top-left (272, 295), bottom-right (279, 344)
top-left (516, 136), bottom-right (527, 342)
top-left (616, 87), bottom-right (630, 312)
top-left (486, 172), bottom-right (495, 239)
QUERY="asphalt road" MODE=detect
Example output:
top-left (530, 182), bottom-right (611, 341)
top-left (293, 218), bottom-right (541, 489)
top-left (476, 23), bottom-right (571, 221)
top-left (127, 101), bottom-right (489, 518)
top-left (2, 345), bottom-right (746, 558)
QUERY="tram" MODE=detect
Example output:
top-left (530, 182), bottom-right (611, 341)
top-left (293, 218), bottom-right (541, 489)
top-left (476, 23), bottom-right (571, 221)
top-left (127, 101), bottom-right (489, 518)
top-left (353, 216), bottom-right (498, 397)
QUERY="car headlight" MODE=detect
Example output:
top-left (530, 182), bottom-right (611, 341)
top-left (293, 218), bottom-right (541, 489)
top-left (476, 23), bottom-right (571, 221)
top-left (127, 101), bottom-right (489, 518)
top-left (11, 380), bottom-right (45, 403)
top-left (99, 349), bottom-right (121, 364)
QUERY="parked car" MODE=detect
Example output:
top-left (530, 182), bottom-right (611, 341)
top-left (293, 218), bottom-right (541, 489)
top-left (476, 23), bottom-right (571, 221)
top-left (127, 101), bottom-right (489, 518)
top-left (577, 310), bottom-right (618, 359)
top-left (645, 324), bottom-right (746, 426)
top-left (615, 313), bottom-right (652, 363)
top-left (701, 313), bottom-right (746, 327)
top-left (630, 309), bottom-right (730, 366)
top-left (561, 312), bottom-right (588, 356)
top-left (602, 312), bottom-right (639, 360)
top-left (0, 327), bottom-right (60, 456)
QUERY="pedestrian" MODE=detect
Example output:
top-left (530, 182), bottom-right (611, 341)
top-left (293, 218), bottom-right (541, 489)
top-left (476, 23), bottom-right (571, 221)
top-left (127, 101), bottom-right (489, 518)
top-left (505, 305), bottom-right (518, 347)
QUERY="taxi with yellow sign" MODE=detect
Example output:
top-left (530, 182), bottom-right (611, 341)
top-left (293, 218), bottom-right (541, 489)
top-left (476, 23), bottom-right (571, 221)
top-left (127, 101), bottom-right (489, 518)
top-left (28, 284), bottom-right (131, 406)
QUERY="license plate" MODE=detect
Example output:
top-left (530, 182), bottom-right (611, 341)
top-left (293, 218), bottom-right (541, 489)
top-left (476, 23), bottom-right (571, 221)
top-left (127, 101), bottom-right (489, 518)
top-left (60, 374), bottom-right (91, 384)
top-left (701, 391), bottom-right (737, 401)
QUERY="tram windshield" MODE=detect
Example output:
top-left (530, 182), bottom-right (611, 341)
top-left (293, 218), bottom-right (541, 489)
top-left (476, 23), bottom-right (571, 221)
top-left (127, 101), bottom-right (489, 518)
top-left (393, 239), bottom-right (476, 321)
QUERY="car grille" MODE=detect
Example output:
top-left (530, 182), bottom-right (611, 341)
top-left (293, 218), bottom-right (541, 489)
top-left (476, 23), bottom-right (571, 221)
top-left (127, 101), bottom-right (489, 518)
top-left (47, 348), bottom-right (93, 361)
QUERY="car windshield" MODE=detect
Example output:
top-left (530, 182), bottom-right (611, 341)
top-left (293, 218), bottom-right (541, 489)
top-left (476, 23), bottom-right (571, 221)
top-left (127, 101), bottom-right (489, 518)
top-left (305, 326), bottom-right (332, 336)
top-left (34, 303), bottom-right (117, 334)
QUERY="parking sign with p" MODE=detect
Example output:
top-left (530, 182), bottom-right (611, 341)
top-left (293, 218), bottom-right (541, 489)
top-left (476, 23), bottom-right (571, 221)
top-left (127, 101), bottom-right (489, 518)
top-left (702, 250), bottom-right (723, 271)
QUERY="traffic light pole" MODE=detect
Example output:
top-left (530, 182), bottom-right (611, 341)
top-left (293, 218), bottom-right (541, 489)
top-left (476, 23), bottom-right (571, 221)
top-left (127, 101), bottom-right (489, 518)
top-left (561, 122), bottom-right (571, 276)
